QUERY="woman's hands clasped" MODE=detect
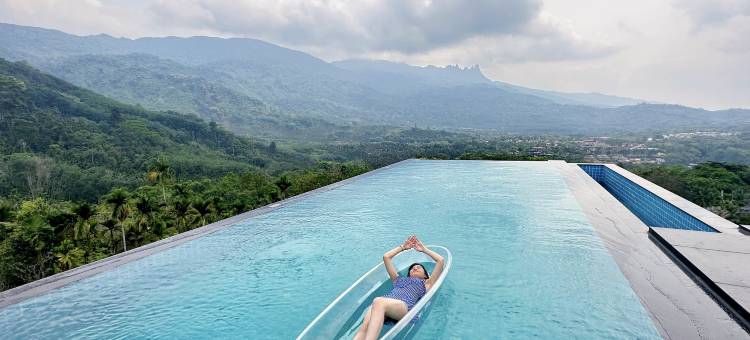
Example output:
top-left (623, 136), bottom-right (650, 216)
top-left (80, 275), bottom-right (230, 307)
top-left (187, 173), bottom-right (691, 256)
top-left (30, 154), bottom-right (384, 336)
top-left (413, 237), bottom-right (427, 252)
top-left (401, 235), bottom-right (416, 250)
top-left (401, 235), bottom-right (427, 252)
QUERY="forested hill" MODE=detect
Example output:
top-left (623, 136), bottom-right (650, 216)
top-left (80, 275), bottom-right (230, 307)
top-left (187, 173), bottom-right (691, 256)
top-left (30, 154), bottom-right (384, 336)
top-left (0, 58), bottom-right (313, 201)
top-left (41, 53), bottom-right (346, 140)
top-left (3, 23), bottom-right (748, 136)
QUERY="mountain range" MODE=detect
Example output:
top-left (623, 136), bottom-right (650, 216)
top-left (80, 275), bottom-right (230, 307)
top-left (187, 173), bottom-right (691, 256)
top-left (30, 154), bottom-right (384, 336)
top-left (1, 22), bottom-right (747, 137)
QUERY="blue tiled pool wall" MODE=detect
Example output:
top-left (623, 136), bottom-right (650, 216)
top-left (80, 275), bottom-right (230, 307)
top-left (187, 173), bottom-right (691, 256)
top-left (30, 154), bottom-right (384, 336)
top-left (579, 164), bottom-right (717, 232)
top-left (580, 164), bottom-right (605, 182)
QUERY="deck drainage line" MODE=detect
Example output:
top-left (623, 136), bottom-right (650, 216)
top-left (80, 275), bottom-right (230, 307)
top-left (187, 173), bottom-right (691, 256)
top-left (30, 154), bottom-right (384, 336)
top-left (648, 227), bottom-right (750, 333)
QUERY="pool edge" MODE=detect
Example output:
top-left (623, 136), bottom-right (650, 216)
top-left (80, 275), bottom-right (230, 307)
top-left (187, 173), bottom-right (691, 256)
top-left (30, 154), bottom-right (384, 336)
top-left (602, 164), bottom-right (740, 234)
top-left (0, 159), bottom-right (416, 309)
top-left (554, 161), bottom-right (750, 340)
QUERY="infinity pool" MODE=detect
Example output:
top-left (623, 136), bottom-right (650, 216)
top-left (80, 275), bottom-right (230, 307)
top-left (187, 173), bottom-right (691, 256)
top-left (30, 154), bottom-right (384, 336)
top-left (1, 160), bottom-right (659, 339)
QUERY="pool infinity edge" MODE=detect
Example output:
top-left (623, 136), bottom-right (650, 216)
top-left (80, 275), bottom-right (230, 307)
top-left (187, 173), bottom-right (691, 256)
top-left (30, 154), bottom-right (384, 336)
top-left (0, 159), bottom-right (413, 309)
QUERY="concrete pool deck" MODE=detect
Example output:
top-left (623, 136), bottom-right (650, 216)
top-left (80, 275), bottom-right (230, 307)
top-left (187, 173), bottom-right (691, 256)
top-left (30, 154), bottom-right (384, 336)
top-left (557, 160), bottom-right (749, 339)
top-left (650, 227), bottom-right (750, 331)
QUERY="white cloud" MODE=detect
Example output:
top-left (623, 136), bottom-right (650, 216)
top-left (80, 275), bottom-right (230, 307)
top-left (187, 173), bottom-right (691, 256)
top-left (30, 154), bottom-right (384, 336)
top-left (0, 0), bottom-right (617, 61)
top-left (143, 0), bottom-right (606, 58)
top-left (0, 0), bottom-right (147, 37)
top-left (675, 0), bottom-right (750, 55)
top-left (676, 0), bottom-right (750, 29)
top-left (0, 0), bottom-right (747, 109)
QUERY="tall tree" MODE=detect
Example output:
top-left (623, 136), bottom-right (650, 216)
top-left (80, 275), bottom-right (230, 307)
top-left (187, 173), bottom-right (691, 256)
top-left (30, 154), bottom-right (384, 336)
top-left (54, 240), bottom-right (85, 271)
top-left (72, 202), bottom-right (95, 241)
top-left (172, 198), bottom-right (192, 232)
top-left (274, 175), bottom-right (292, 199)
top-left (15, 215), bottom-right (55, 282)
top-left (189, 198), bottom-right (214, 228)
top-left (132, 194), bottom-right (161, 241)
top-left (100, 219), bottom-right (118, 254)
top-left (105, 188), bottom-right (130, 252)
top-left (147, 158), bottom-right (175, 205)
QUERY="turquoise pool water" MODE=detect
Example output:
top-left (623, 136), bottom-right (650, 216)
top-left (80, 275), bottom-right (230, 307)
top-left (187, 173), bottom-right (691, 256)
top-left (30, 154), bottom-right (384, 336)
top-left (1, 160), bottom-right (659, 339)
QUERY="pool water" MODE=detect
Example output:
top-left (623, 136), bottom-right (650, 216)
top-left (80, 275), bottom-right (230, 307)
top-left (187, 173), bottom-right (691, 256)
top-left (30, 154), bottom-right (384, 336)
top-left (1, 160), bottom-right (660, 339)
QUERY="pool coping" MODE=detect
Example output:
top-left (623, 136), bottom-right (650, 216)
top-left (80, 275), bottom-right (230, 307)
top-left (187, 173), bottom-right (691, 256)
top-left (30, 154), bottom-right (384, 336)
top-left (648, 227), bottom-right (750, 331)
top-left (0, 159), bottom-right (414, 309)
top-left (603, 164), bottom-right (741, 235)
top-left (555, 161), bottom-right (750, 339)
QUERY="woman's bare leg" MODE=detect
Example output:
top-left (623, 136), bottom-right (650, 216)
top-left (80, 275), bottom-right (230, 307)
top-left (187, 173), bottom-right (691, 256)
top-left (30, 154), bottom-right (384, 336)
top-left (364, 298), bottom-right (408, 340)
top-left (353, 307), bottom-right (373, 340)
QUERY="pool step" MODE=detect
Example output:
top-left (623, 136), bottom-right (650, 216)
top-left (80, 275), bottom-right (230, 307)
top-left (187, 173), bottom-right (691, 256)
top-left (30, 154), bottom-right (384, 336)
top-left (649, 227), bottom-right (750, 332)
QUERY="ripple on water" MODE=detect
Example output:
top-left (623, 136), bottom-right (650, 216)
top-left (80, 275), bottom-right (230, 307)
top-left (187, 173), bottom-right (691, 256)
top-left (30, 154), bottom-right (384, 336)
top-left (1, 161), bottom-right (659, 339)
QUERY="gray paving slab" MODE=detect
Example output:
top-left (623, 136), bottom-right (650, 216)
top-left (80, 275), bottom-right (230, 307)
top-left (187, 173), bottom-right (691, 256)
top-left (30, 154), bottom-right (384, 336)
top-left (654, 227), bottom-right (750, 254)
top-left (719, 283), bottom-right (750, 319)
top-left (651, 226), bottom-right (750, 329)
top-left (556, 161), bottom-right (750, 339)
top-left (674, 247), bottom-right (750, 287)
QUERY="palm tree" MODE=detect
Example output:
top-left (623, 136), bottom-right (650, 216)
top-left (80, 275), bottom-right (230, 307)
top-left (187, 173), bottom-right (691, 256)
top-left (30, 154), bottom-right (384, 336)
top-left (105, 188), bottom-right (130, 252)
top-left (275, 175), bottom-right (292, 199)
top-left (172, 182), bottom-right (191, 201)
top-left (72, 202), bottom-right (95, 241)
top-left (17, 215), bottom-right (55, 281)
top-left (189, 198), bottom-right (214, 228)
top-left (100, 219), bottom-right (118, 254)
top-left (147, 158), bottom-right (175, 205)
top-left (55, 248), bottom-right (85, 271)
top-left (132, 195), bottom-right (157, 232)
top-left (54, 240), bottom-right (85, 271)
top-left (19, 215), bottom-right (54, 253)
top-left (172, 198), bottom-right (192, 232)
top-left (131, 194), bottom-right (165, 241)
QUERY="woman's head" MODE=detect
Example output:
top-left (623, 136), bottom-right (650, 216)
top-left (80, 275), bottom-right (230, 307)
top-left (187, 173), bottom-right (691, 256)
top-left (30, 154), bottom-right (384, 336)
top-left (408, 263), bottom-right (429, 279)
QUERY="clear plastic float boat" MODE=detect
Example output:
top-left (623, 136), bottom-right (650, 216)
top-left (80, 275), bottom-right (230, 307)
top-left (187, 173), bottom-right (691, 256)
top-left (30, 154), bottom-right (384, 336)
top-left (297, 245), bottom-right (452, 340)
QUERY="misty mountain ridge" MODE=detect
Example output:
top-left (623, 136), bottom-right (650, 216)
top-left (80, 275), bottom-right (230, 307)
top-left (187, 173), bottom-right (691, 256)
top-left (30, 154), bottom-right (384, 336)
top-left (0, 23), bottom-right (324, 68)
top-left (0, 22), bottom-right (647, 108)
top-left (333, 59), bottom-right (491, 92)
top-left (333, 58), bottom-right (647, 107)
top-left (1, 22), bottom-right (747, 136)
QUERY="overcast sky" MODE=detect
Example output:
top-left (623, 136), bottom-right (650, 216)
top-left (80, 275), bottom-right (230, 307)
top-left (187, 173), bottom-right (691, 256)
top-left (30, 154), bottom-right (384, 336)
top-left (1, 0), bottom-right (748, 109)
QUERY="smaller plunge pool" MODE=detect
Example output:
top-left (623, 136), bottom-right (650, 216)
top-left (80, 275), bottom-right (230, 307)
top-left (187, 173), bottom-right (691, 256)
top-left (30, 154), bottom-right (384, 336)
top-left (579, 164), bottom-right (717, 232)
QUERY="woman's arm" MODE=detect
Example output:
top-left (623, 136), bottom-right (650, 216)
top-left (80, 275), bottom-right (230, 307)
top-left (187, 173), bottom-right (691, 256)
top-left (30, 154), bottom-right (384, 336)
top-left (384, 236), bottom-right (415, 282)
top-left (414, 239), bottom-right (444, 289)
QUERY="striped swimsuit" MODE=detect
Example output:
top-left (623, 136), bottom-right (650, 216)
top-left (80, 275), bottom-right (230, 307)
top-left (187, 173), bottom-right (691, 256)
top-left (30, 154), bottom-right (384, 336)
top-left (382, 276), bottom-right (426, 310)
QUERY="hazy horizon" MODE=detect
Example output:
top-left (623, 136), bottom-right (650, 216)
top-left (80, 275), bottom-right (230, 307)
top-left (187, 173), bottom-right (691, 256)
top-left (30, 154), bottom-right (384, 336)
top-left (1, 0), bottom-right (748, 110)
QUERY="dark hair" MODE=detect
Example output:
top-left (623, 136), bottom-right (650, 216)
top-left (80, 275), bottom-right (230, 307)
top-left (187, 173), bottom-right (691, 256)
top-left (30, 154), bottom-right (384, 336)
top-left (408, 263), bottom-right (429, 279)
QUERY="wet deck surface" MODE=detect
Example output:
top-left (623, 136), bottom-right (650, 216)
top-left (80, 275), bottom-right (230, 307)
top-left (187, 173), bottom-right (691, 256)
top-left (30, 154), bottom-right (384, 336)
top-left (650, 226), bottom-right (750, 330)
